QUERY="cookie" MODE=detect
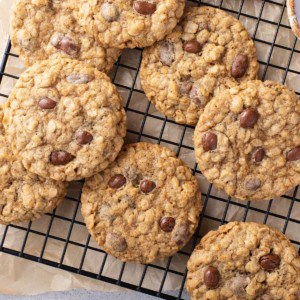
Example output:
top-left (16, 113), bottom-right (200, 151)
top-left (140, 6), bottom-right (259, 126)
top-left (10, 0), bottom-right (122, 73)
top-left (193, 80), bottom-right (300, 201)
top-left (186, 222), bottom-right (300, 300)
top-left (3, 56), bottom-right (126, 182)
top-left (81, 142), bottom-right (202, 264)
top-left (287, 0), bottom-right (300, 39)
top-left (73, 0), bottom-right (185, 49)
top-left (0, 107), bottom-right (67, 224)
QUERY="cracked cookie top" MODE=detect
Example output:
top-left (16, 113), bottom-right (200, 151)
top-left (0, 106), bottom-right (67, 224)
top-left (10, 0), bottom-right (122, 73)
top-left (186, 222), bottom-right (300, 300)
top-left (141, 6), bottom-right (259, 125)
top-left (4, 56), bottom-right (126, 181)
top-left (81, 142), bottom-right (202, 263)
top-left (73, 0), bottom-right (185, 49)
top-left (194, 80), bottom-right (300, 201)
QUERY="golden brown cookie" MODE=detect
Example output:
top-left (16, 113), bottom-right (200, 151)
top-left (81, 143), bottom-right (202, 264)
top-left (186, 222), bottom-right (300, 300)
top-left (10, 0), bottom-right (122, 73)
top-left (73, 0), bottom-right (185, 49)
top-left (194, 80), bottom-right (300, 201)
top-left (141, 6), bottom-right (259, 125)
top-left (0, 107), bottom-right (67, 224)
top-left (4, 56), bottom-right (126, 181)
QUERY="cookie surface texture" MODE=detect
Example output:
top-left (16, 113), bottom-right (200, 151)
top-left (73, 0), bottom-right (185, 49)
top-left (194, 80), bottom-right (300, 201)
top-left (186, 222), bottom-right (300, 300)
top-left (10, 0), bottom-right (122, 73)
top-left (0, 107), bottom-right (67, 224)
top-left (4, 56), bottom-right (126, 181)
top-left (141, 6), bottom-right (259, 125)
top-left (81, 142), bottom-right (202, 263)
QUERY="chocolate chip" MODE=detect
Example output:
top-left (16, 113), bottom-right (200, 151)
top-left (66, 74), bottom-right (92, 84)
top-left (183, 40), bottom-right (202, 53)
top-left (76, 130), bottom-right (93, 145)
top-left (202, 132), bottom-right (217, 152)
top-left (106, 233), bottom-right (127, 252)
top-left (244, 178), bottom-right (261, 191)
top-left (38, 97), bottom-right (57, 109)
top-left (140, 179), bottom-right (156, 194)
top-left (287, 147), bottom-right (300, 161)
top-left (240, 108), bottom-right (259, 128)
top-left (159, 217), bottom-right (175, 232)
top-left (253, 148), bottom-right (265, 163)
top-left (159, 41), bottom-right (174, 66)
top-left (232, 54), bottom-right (249, 78)
top-left (108, 174), bottom-right (126, 189)
top-left (204, 266), bottom-right (220, 289)
top-left (51, 35), bottom-right (78, 57)
top-left (101, 2), bottom-right (119, 22)
top-left (133, 1), bottom-right (156, 15)
top-left (259, 254), bottom-right (281, 270)
top-left (50, 150), bottom-right (75, 166)
top-left (179, 80), bottom-right (193, 96)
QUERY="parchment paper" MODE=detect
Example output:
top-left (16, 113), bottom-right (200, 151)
top-left (0, 0), bottom-right (300, 296)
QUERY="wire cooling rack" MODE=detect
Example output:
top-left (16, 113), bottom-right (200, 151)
top-left (0, 0), bottom-right (300, 299)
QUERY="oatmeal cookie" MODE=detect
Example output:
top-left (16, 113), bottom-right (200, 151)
top-left (73, 0), bottom-right (185, 49)
top-left (141, 6), bottom-right (259, 125)
top-left (186, 222), bottom-right (300, 300)
top-left (4, 56), bottom-right (126, 181)
top-left (81, 142), bottom-right (202, 263)
top-left (10, 0), bottom-right (122, 73)
top-left (0, 107), bottom-right (67, 224)
top-left (194, 80), bottom-right (300, 201)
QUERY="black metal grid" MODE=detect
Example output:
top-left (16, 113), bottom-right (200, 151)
top-left (0, 0), bottom-right (300, 299)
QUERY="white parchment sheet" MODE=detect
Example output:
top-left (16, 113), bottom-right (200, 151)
top-left (0, 0), bottom-right (299, 297)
